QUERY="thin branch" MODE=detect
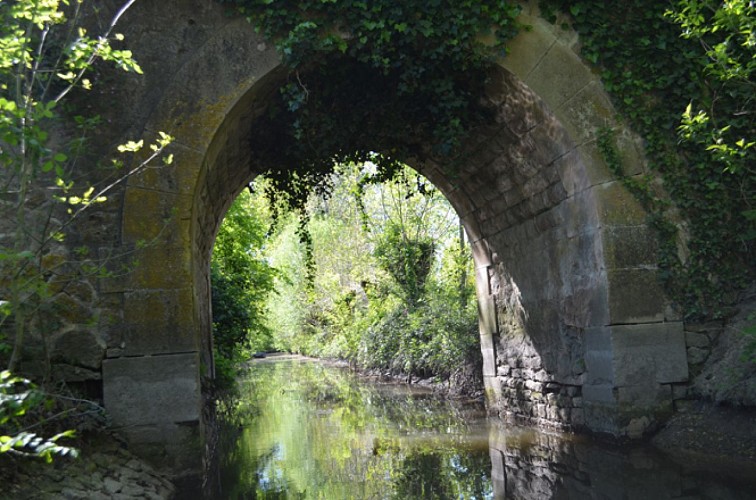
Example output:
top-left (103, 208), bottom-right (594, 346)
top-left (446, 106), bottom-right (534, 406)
top-left (54, 0), bottom-right (138, 103)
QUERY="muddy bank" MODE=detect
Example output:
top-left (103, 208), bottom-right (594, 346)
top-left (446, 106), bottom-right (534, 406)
top-left (652, 403), bottom-right (756, 482)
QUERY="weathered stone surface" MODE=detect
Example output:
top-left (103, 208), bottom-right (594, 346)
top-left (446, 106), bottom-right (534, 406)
top-left (3, 443), bottom-right (177, 499)
top-left (685, 331), bottom-right (710, 348)
top-left (556, 80), bottom-right (616, 145)
top-left (606, 268), bottom-right (668, 324)
top-left (51, 293), bottom-right (92, 324)
top-left (103, 353), bottom-right (200, 427)
top-left (121, 287), bottom-right (198, 355)
top-left (522, 31), bottom-right (594, 112)
top-left (51, 329), bottom-right (106, 370)
top-left (687, 346), bottom-right (709, 365)
top-left (625, 416), bottom-right (651, 439)
top-left (50, 364), bottom-right (102, 382)
top-left (122, 187), bottom-right (192, 245)
top-left (480, 332), bottom-right (497, 377)
top-left (595, 181), bottom-right (648, 226)
top-left (611, 322), bottom-right (688, 386)
top-left (601, 225), bottom-right (659, 270)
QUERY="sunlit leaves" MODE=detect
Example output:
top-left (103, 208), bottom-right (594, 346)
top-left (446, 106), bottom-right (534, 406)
top-left (0, 371), bottom-right (78, 462)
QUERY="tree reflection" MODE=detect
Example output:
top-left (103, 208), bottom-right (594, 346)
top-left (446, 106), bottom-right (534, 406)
top-left (212, 358), bottom-right (756, 500)
top-left (215, 358), bottom-right (491, 499)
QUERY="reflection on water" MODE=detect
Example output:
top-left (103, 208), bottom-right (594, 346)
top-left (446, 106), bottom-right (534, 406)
top-left (211, 356), bottom-right (756, 499)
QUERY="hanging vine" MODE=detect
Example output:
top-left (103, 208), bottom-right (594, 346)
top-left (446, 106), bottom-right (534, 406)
top-left (220, 0), bottom-right (753, 319)
top-left (219, 0), bottom-right (524, 208)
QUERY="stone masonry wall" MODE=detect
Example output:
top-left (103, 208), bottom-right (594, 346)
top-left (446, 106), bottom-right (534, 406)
top-left (0, 0), bottom-right (695, 477)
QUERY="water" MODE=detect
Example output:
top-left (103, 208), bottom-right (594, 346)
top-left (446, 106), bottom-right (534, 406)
top-left (211, 356), bottom-right (756, 499)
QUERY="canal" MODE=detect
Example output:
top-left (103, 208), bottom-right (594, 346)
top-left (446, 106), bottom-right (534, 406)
top-left (209, 355), bottom-right (756, 499)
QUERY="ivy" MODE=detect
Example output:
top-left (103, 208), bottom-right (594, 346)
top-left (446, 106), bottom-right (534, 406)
top-left (220, 0), bottom-right (753, 320)
top-left (218, 0), bottom-right (523, 209)
top-left (541, 0), bottom-right (755, 320)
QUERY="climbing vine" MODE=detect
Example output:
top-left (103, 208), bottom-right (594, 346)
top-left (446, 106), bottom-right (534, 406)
top-left (218, 0), bottom-right (523, 208)
top-left (541, 0), bottom-right (755, 320)
top-left (221, 0), bottom-right (753, 320)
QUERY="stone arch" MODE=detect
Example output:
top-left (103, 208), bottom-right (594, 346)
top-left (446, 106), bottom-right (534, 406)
top-left (98, 0), bottom-right (687, 474)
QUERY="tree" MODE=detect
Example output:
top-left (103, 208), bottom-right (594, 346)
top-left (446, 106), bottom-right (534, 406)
top-left (0, 0), bottom-right (172, 461)
top-left (668, 0), bottom-right (754, 229)
top-left (211, 185), bottom-right (277, 385)
top-left (262, 164), bottom-right (478, 381)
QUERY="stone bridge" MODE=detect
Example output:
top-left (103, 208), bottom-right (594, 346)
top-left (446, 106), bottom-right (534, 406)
top-left (35, 0), bottom-right (689, 475)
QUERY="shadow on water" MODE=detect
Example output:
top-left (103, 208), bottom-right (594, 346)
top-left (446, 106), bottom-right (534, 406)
top-left (200, 356), bottom-right (756, 499)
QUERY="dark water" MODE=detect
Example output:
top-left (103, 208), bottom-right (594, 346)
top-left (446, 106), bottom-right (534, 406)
top-left (210, 356), bottom-right (756, 499)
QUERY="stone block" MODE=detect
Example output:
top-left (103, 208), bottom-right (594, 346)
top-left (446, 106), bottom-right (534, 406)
top-left (471, 239), bottom-right (493, 268)
top-left (103, 353), bottom-right (200, 427)
top-left (555, 81), bottom-right (616, 145)
top-left (611, 323), bottom-right (688, 386)
top-left (121, 422), bottom-right (202, 479)
top-left (522, 36), bottom-right (594, 112)
top-left (613, 130), bottom-right (648, 177)
top-left (606, 268), bottom-right (667, 324)
top-left (582, 400), bottom-right (620, 435)
top-left (687, 346), bottom-right (709, 365)
top-left (601, 225), bottom-right (658, 270)
top-left (572, 141), bottom-right (614, 190)
top-left (582, 384), bottom-right (616, 403)
top-left (128, 144), bottom-right (203, 196)
top-left (671, 384), bottom-right (689, 400)
top-left (583, 326), bottom-right (612, 351)
top-left (527, 122), bottom-right (574, 169)
top-left (594, 181), bottom-right (648, 227)
top-left (478, 295), bottom-right (498, 336)
top-left (128, 244), bottom-right (193, 291)
top-left (480, 332), bottom-right (497, 377)
top-left (498, 17), bottom-right (555, 80)
top-left (51, 364), bottom-right (102, 382)
top-left (684, 331), bottom-right (709, 348)
top-left (584, 351), bottom-right (614, 385)
top-left (617, 383), bottom-right (672, 405)
top-left (51, 330), bottom-right (106, 370)
top-left (571, 408), bottom-right (585, 427)
top-left (485, 379), bottom-right (505, 414)
top-left (122, 187), bottom-right (192, 246)
top-left (122, 288), bottom-right (198, 355)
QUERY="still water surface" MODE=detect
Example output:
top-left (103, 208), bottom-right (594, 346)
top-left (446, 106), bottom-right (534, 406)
top-left (212, 356), bottom-right (756, 499)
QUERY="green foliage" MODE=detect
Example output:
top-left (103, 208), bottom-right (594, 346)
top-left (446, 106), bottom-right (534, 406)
top-left (263, 164), bottom-right (477, 381)
top-left (373, 223), bottom-right (434, 306)
top-left (211, 188), bottom-right (278, 386)
top-left (0, 370), bottom-right (77, 462)
top-left (541, 0), bottom-right (755, 320)
top-left (218, 0), bottom-right (523, 209)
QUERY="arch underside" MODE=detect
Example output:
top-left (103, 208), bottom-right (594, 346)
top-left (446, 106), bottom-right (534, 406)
top-left (95, 0), bottom-right (688, 474)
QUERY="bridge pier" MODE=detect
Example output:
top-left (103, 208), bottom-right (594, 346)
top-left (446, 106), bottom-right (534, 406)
top-left (102, 353), bottom-right (203, 478)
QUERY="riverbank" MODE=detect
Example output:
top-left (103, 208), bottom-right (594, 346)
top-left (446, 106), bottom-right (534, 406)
top-left (0, 432), bottom-right (175, 500)
top-left (3, 351), bottom-right (752, 499)
top-left (651, 287), bottom-right (756, 476)
top-left (652, 403), bottom-right (756, 480)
